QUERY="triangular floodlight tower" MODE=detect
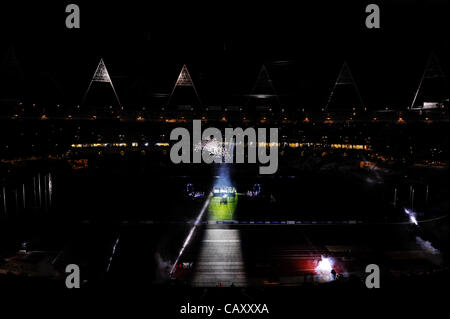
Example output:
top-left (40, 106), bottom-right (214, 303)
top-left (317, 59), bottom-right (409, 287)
top-left (246, 64), bottom-right (280, 108)
top-left (411, 52), bottom-right (447, 109)
top-left (325, 62), bottom-right (364, 111)
top-left (82, 58), bottom-right (121, 107)
top-left (168, 64), bottom-right (201, 106)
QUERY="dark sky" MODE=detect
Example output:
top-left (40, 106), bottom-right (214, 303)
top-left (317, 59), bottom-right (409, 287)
top-left (0, 0), bottom-right (449, 109)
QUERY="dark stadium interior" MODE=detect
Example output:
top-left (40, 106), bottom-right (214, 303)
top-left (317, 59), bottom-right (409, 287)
top-left (0, 0), bottom-right (449, 312)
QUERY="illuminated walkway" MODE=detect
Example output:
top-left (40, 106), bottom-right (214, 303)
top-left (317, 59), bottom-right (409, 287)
top-left (191, 228), bottom-right (247, 287)
top-left (191, 191), bottom-right (246, 287)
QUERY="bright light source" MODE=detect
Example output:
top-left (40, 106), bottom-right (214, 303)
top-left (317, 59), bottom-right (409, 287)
top-left (404, 208), bottom-right (418, 225)
top-left (315, 256), bottom-right (335, 282)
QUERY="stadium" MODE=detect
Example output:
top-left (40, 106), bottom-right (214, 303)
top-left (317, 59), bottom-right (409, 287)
top-left (0, 1), bottom-right (449, 311)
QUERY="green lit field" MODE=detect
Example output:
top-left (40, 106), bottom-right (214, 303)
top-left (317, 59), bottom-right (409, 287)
top-left (208, 194), bottom-right (238, 221)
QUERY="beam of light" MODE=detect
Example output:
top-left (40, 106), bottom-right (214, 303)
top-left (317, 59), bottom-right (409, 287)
top-left (48, 173), bottom-right (53, 208)
top-left (404, 208), bottom-right (418, 225)
top-left (106, 234), bottom-right (120, 273)
top-left (192, 152), bottom-right (246, 286)
top-left (210, 163), bottom-right (237, 221)
top-left (314, 256), bottom-right (335, 282)
top-left (170, 194), bottom-right (211, 275)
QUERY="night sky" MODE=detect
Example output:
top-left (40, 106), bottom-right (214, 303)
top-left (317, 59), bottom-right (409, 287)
top-left (1, 0), bottom-right (449, 109)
